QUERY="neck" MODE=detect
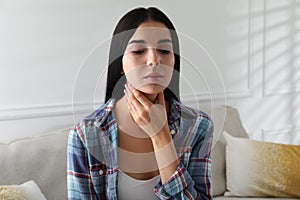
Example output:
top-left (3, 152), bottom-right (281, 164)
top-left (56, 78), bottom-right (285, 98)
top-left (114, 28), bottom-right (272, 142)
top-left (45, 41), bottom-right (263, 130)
top-left (116, 94), bottom-right (170, 122)
top-left (117, 93), bottom-right (158, 110)
top-left (143, 93), bottom-right (158, 103)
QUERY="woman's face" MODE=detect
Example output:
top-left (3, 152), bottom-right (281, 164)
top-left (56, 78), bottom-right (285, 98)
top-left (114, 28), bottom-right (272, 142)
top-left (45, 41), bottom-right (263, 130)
top-left (122, 21), bottom-right (175, 94)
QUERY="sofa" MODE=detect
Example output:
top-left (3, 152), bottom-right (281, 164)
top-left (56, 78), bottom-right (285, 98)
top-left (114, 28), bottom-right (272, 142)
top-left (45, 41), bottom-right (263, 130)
top-left (0, 106), bottom-right (299, 199)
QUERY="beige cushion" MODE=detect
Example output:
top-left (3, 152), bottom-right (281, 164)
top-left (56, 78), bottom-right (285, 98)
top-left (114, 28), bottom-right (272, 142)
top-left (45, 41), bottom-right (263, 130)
top-left (0, 180), bottom-right (46, 200)
top-left (0, 128), bottom-right (70, 200)
top-left (210, 106), bottom-right (249, 196)
top-left (223, 131), bottom-right (300, 198)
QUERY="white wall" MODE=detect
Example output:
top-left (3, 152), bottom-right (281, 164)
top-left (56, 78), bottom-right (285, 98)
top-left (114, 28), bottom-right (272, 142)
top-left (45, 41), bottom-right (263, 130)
top-left (1, 0), bottom-right (299, 144)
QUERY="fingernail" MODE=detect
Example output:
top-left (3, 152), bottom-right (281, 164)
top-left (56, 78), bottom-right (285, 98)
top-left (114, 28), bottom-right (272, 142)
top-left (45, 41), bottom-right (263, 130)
top-left (126, 83), bottom-right (131, 91)
top-left (129, 84), bottom-right (135, 91)
top-left (126, 84), bottom-right (131, 93)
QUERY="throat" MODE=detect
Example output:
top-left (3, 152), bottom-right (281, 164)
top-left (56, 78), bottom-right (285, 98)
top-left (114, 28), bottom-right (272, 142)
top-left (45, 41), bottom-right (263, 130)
top-left (142, 93), bottom-right (158, 103)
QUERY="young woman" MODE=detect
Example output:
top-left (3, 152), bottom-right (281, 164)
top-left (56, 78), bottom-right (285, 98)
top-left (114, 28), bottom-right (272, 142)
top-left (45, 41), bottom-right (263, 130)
top-left (67, 7), bottom-right (213, 200)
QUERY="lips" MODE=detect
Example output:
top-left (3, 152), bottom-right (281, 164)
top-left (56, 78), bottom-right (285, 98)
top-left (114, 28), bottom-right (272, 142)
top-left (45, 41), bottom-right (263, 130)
top-left (143, 73), bottom-right (163, 79)
top-left (143, 73), bottom-right (164, 82)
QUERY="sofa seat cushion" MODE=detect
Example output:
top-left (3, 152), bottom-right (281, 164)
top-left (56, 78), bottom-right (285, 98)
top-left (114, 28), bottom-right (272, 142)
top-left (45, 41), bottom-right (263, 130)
top-left (0, 128), bottom-right (70, 200)
top-left (209, 106), bottom-right (249, 196)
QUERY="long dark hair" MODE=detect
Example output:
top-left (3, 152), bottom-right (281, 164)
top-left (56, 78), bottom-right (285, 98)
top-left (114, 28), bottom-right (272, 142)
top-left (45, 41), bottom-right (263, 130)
top-left (104, 7), bottom-right (180, 102)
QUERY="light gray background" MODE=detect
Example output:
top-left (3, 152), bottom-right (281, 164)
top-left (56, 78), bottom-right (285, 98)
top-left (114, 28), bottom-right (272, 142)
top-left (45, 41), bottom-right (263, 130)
top-left (0, 0), bottom-right (299, 144)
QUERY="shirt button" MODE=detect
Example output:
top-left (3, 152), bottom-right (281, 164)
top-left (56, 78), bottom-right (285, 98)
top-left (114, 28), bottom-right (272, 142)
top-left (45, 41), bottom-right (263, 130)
top-left (171, 130), bottom-right (176, 135)
top-left (99, 170), bottom-right (103, 175)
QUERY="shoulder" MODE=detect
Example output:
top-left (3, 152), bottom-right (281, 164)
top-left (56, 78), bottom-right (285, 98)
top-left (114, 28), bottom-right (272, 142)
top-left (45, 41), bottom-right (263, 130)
top-left (71, 99), bottom-right (116, 144)
top-left (82, 98), bottom-right (115, 125)
top-left (172, 100), bottom-right (214, 148)
top-left (175, 102), bottom-right (214, 158)
top-left (174, 100), bottom-right (213, 131)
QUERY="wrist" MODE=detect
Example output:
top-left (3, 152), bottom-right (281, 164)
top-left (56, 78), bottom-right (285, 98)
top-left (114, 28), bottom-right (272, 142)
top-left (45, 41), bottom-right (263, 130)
top-left (150, 124), bottom-right (172, 149)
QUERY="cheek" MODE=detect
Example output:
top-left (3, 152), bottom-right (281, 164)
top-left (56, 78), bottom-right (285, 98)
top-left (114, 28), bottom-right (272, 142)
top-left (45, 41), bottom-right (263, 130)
top-left (162, 53), bottom-right (175, 70)
top-left (126, 72), bottom-right (142, 89)
top-left (161, 65), bottom-right (173, 87)
top-left (122, 54), bottom-right (145, 73)
top-left (122, 55), bottom-right (133, 73)
top-left (169, 55), bottom-right (175, 68)
top-left (122, 55), bottom-right (144, 87)
top-left (163, 55), bottom-right (175, 86)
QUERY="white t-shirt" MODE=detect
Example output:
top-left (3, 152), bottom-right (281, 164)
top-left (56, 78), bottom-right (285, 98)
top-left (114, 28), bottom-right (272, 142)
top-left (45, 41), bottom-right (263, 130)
top-left (117, 170), bottom-right (160, 200)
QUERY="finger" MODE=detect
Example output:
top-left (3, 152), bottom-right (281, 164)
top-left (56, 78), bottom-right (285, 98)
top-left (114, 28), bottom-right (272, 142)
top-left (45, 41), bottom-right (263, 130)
top-left (126, 90), bottom-right (152, 125)
top-left (126, 87), bottom-right (145, 113)
top-left (128, 99), bottom-right (149, 125)
top-left (129, 97), bottom-right (150, 123)
top-left (128, 83), bottom-right (152, 110)
top-left (127, 97), bottom-right (137, 113)
top-left (128, 102), bottom-right (138, 123)
top-left (125, 84), bottom-right (133, 101)
top-left (125, 87), bottom-right (144, 118)
top-left (124, 88), bottom-right (128, 102)
top-left (126, 84), bottom-right (145, 110)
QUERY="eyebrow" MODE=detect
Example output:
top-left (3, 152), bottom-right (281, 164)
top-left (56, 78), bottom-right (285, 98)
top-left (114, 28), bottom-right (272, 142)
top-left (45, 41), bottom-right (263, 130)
top-left (128, 39), bottom-right (172, 45)
top-left (158, 39), bottom-right (172, 44)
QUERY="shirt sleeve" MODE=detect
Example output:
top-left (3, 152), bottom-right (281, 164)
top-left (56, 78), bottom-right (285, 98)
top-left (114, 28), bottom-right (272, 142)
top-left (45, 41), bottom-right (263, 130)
top-left (67, 126), bottom-right (97, 200)
top-left (154, 117), bottom-right (214, 200)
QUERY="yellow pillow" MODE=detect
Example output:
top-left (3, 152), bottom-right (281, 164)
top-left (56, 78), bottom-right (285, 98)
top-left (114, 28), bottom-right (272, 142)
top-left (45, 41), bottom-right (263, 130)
top-left (0, 180), bottom-right (46, 200)
top-left (223, 131), bottom-right (300, 198)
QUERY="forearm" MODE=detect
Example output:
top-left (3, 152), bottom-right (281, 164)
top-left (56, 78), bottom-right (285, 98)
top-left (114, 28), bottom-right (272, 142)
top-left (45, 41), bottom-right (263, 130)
top-left (151, 125), bottom-right (179, 184)
top-left (151, 121), bottom-right (213, 200)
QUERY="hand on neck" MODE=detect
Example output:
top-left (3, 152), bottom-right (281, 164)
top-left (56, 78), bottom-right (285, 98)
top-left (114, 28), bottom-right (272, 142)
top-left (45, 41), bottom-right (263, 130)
top-left (117, 92), bottom-right (158, 110)
top-left (143, 93), bottom-right (158, 103)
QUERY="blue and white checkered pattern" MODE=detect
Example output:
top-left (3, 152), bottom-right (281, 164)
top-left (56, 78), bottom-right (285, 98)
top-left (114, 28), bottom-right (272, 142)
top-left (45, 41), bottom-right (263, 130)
top-left (67, 98), bottom-right (213, 200)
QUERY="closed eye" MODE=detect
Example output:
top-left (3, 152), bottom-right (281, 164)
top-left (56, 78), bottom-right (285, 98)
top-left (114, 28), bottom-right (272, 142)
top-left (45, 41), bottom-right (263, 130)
top-left (131, 49), bottom-right (145, 55)
top-left (158, 49), bottom-right (171, 55)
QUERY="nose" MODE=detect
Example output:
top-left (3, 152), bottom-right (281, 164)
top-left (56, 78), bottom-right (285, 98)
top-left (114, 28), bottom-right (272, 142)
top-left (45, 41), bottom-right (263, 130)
top-left (147, 48), bottom-right (160, 66)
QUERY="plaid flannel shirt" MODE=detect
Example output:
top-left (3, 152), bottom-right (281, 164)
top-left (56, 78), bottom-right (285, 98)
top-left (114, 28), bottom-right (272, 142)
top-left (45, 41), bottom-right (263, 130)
top-left (67, 98), bottom-right (214, 200)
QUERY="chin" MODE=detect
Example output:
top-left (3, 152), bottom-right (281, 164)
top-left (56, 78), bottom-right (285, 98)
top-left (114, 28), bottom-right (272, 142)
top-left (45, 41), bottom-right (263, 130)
top-left (137, 84), bottom-right (165, 94)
